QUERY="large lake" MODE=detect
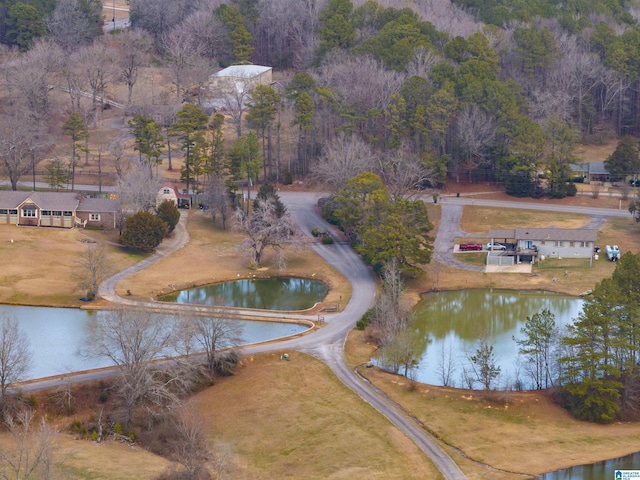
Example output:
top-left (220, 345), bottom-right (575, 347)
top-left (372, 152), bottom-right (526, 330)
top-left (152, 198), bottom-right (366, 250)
top-left (383, 289), bottom-right (585, 388)
top-left (0, 305), bottom-right (307, 380)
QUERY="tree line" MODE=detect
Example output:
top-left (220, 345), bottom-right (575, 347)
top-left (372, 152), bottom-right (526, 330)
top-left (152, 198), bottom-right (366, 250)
top-left (4, 0), bottom-right (640, 202)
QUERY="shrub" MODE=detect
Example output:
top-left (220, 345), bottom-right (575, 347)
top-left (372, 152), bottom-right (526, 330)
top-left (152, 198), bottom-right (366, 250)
top-left (91, 431), bottom-right (98, 441)
top-left (321, 236), bottom-right (334, 244)
top-left (283, 170), bottom-right (293, 185)
top-left (99, 391), bottom-right (108, 403)
top-left (213, 350), bottom-right (240, 376)
top-left (28, 394), bottom-right (37, 407)
top-left (311, 228), bottom-right (320, 237)
top-left (566, 182), bottom-right (577, 196)
top-left (356, 308), bottom-right (373, 330)
top-left (120, 211), bottom-right (168, 252)
top-left (156, 200), bottom-right (180, 234)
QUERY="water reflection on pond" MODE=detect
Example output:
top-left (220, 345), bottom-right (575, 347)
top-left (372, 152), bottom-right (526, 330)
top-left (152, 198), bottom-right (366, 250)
top-left (160, 277), bottom-right (328, 311)
top-left (0, 305), bottom-right (307, 380)
top-left (381, 289), bottom-right (584, 388)
top-left (537, 451), bottom-right (640, 479)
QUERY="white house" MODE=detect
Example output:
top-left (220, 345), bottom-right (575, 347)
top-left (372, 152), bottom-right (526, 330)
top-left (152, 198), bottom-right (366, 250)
top-left (204, 65), bottom-right (273, 109)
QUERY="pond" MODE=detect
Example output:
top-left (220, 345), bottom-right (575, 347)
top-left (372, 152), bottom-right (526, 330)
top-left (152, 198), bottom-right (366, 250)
top-left (537, 451), bottom-right (640, 479)
top-left (376, 289), bottom-right (584, 389)
top-left (159, 277), bottom-right (328, 311)
top-left (0, 305), bottom-right (307, 380)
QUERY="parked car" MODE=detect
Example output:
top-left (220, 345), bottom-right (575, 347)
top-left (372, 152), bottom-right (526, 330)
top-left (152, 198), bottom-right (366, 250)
top-left (486, 242), bottom-right (507, 250)
top-left (459, 242), bottom-right (483, 251)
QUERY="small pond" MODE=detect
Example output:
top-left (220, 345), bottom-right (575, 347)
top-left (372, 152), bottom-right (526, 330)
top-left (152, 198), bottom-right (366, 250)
top-left (0, 305), bottom-right (307, 380)
top-left (537, 451), bottom-right (640, 479)
top-left (160, 277), bottom-right (328, 311)
top-left (375, 289), bottom-right (584, 389)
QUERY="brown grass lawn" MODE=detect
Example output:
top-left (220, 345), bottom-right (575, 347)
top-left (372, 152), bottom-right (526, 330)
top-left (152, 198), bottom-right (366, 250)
top-left (190, 351), bottom-right (442, 479)
top-left (0, 225), bottom-right (145, 307)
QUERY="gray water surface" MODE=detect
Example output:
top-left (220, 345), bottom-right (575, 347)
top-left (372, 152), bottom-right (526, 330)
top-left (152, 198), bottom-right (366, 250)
top-left (0, 305), bottom-right (306, 380)
top-left (382, 289), bottom-right (584, 388)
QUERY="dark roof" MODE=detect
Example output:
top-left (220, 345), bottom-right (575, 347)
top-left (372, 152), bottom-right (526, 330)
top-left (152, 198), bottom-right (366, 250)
top-left (489, 227), bottom-right (597, 242)
top-left (77, 197), bottom-right (119, 213)
top-left (520, 228), bottom-right (596, 242)
top-left (0, 191), bottom-right (79, 210)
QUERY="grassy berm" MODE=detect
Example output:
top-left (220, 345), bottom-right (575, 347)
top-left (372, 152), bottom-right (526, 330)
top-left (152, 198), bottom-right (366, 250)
top-left (2, 195), bottom-right (640, 478)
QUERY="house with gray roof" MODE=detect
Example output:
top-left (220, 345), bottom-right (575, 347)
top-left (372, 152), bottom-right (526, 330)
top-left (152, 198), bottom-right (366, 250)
top-left (488, 227), bottom-right (597, 266)
top-left (571, 161), bottom-right (610, 183)
top-left (0, 191), bottom-right (119, 229)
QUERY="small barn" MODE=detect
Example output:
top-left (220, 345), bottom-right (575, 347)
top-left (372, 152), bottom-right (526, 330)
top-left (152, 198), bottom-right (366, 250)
top-left (157, 184), bottom-right (191, 209)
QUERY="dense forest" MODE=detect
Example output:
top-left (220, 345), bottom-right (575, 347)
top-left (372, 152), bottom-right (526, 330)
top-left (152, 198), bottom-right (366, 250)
top-left (2, 0), bottom-right (640, 199)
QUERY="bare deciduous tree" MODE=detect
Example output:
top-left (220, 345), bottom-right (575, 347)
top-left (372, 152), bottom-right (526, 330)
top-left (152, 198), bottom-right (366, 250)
top-left (0, 110), bottom-right (42, 191)
top-left (117, 162), bottom-right (161, 213)
top-left (0, 316), bottom-right (31, 402)
top-left (312, 133), bottom-right (377, 192)
top-left (406, 46), bottom-right (439, 79)
top-left (9, 40), bottom-right (61, 122)
top-left (368, 261), bottom-right (412, 346)
top-left (170, 404), bottom-right (210, 479)
top-left (75, 243), bottom-right (108, 301)
top-left (162, 27), bottom-right (208, 102)
top-left (455, 105), bottom-right (496, 182)
top-left (129, 0), bottom-right (192, 42)
top-left (47, 0), bottom-right (101, 51)
top-left (235, 198), bottom-right (300, 267)
top-left (0, 409), bottom-right (59, 479)
top-left (437, 342), bottom-right (457, 388)
top-left (378, 145), bottom-right (436, 200)
top-left (180, 313), bottom-right (242, 376)
top-left (115, 30), bottom-right (153, 105)
top-left (84, 309), bottom-right (181, 427)
top-left (76, 41), bottom-right (116, 127)
top-left (206, 175), bottom-right (233, 230)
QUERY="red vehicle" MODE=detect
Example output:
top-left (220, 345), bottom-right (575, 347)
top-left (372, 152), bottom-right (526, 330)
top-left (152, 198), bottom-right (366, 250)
top-left (459, 242), bottom-right (483, 251)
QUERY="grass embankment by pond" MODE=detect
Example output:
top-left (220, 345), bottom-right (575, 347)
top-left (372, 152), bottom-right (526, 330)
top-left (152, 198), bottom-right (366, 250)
top-left (3, 200), bottom-right (640, 478)
top-left (346, 330), bottom-right (640, 479)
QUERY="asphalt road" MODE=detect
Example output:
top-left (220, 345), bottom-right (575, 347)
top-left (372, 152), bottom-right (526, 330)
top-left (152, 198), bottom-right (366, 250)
top-left (16, 191), bottom-right (635, 479)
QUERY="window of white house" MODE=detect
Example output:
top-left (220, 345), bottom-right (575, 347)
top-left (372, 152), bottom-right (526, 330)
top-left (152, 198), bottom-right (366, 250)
top-left (583, 241), bottom-right (591, 248)
top-left (9, 210), bottom-right (17, 215)
top-left (569, 241), bottom-right (575, 247)
top-left (163, 188), bottom-right (171, 194)
top-left (0, 209), bottom-right (7, 214)
top-left (52, 211), bottom-right (61, 216)
top-left (22, 208), bottom-right (36, 217)
top-left (541, 240), bottom-right (546, 245)
top-left (90, 213), bottom-right (100, 221)
top-left (554, 241), bottom-right (563, 247)
top-left (41, 210), bottom-right (50, 215)
top-left (63, 211), bottom-right (72, 216)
